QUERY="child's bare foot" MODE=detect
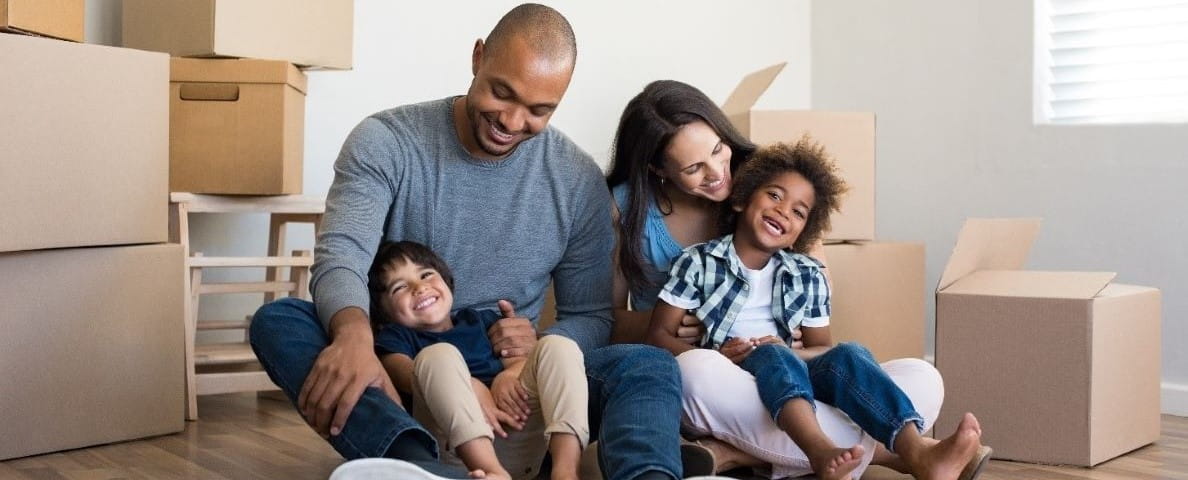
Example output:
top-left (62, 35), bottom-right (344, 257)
top-left (809, 444), bottom-right (864, 480)
top-left (907, 413), bottom-right (982, 480)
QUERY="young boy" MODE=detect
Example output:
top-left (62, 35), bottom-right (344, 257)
top-left (648, 138), bottom-right (988, 480)
top-left (368, 241), bottom-right (588, 480)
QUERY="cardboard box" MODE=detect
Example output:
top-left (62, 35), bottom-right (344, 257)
top-left (723, 63), bottom-right (875, 241)
top-left (170, 58), bottom-right (306, 195)
top-left (0, 0), bottom-right (83, 42)
top-left (824, 242), bottom-right (925, 361)
top-left (0, 244), bottom-right (185, 460)
top-left (0, 34), bottom-right (168, 254)
top-left (122, 0), bottom-right (353, 69)
top-left (934, 218), bottom-right (1161, 466)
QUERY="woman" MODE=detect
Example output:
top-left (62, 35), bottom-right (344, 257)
top-left (606, 80), bottom-right (987, 479)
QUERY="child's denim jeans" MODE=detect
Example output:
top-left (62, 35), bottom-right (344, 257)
top-left (740, 342), bottom-right (925, 451)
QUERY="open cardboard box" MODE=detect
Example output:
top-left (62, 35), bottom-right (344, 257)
top-left (825, 242), bottom-right (925, 361)
top-left (723, 63), bottom-right (876, 241)
top-left (934, 218), bottom-right (1161, 466)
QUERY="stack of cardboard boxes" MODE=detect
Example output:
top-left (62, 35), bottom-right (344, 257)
top-left (122, 0), bottom-right (353, 194)
top-left (0, 1), bottom-right (184, 460)
top-left (723, 63), bottom-right (926, 362)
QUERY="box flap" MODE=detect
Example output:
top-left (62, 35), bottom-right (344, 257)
top-left (722, 62), bottom-right (786, 116)
top-left (937, 218), bottom-right (1042, 292)
top-left (170, 58), bottom-right (307, 94)
top-left (943, 270), bottom-right (1115, 299)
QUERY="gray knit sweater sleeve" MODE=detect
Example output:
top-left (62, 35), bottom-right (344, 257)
top-left (310, 117), bottom-right (400, 329)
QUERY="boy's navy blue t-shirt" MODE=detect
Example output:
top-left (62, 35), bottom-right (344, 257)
top-left (374, 308), bottom-right (504, 385)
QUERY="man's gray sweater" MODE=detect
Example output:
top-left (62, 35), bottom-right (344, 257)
top-left (311, 97), bottom-right (614, 353)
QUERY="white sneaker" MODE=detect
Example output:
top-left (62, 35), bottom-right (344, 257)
top-left (329, 458), bottom-right (461, 480)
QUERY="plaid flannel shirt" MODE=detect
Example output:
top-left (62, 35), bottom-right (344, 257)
top-left (658, 234), bottom-right (830, 350)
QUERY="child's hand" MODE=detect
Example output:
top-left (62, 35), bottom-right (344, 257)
top-left (755, 335), bottom-right (784, 347)
top-left (720, 337), bottom-right (757, 364)
top-left (490, 368), bottom-right (531, 427)
top-left (472, 380), bottom-right (518, 438)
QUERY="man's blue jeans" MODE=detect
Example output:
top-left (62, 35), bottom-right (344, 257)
top-left (740, 342), bottom-right (925, 452)
top-left (250, 298), bottom-right (684, 480)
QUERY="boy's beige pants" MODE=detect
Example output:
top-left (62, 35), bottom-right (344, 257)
top-left (411, 335), bottom-right (589, 480)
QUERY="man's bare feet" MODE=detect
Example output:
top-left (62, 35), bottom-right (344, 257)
top-left (808, 444), bottom-right (865, 480)
top-left (905, 413), bottom-right (982, 480)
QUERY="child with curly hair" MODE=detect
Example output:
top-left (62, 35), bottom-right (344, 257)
top-left (648, 137), bottom-right (986, 480)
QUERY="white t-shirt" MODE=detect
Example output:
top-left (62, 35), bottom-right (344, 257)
top-left (727, 258), bottom-right (782, 340)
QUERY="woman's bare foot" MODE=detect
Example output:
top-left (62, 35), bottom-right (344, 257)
top-left (467, 469), bottom-right (511, 480)
top-left (693, 437), bottom-right (765, 473)
top-left (808, 444), bottom-right (865, 480)
top-left (904, 413), bottom-right (982, 480)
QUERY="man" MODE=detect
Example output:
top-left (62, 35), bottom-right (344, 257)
top-left (250, 4), bottom-right (690, 479)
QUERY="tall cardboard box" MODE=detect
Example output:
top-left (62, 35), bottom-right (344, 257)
top-left (934, 218), bottom-right (1161, 466)
top-left (0, 244), bottom-right (185, 460)
top-left (723, 63), bottom-right (875, 241)
top-left (122, 0), bottom-right (353, 69)
top-left (170, 58), bottom-right (306, 195)
top-left (0, 34), bottom-right (168, 254)
top-left (0, 0), bottom-right (83, 42)
top-left (824, 242), bottom-right (925, 361)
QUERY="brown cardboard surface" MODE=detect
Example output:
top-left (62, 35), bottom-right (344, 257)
top-left (724, 64), bottom-right (876, 241)
top-left (0, 244), bottom-right (185, 460)
top-left (824, 242), bottom-right (925, 361)
top-left (170, 58), bottom-right (306, 195)
top-left (934, 218), bottom-right (1161, 466)
top-left (122, 0), bottom-right (353, 69)
top-left (0, 0), bottom-right (83, 42)
top-left (0, 34), bottom-right (168, 253)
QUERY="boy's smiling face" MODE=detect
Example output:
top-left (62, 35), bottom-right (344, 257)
top-left (734, 171), bottom-right (816, 254)
top-left (378, 260), bottom-right (454, 333)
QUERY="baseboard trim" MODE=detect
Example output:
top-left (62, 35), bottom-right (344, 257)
top-left (1164, 382), bottom-right (1188, 417)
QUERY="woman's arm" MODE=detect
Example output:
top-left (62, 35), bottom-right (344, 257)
top-left (646, 301), bottom-right (697, 356)
top-left (379, 353), bottom-right (415, 396)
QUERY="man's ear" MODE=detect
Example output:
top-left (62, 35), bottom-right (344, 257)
top-left (471, 39), bottom-right (484, 76)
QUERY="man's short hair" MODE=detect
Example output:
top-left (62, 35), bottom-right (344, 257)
top-left (485, 3), bottom-right (577, 65)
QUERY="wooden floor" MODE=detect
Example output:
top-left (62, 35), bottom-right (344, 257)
top-left (2, 393), bottom-right (1185, 480)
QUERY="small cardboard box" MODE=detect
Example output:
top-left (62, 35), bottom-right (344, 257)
top-left (824, 242), bottom-right (925, 361)
top-left (122, 0), bottom-right (353, 69)
top-left (934, 218), bottom-right (1161, 466)
top-left (170, 58), bottom-right (306, 195)
top-left (0, 0), bottom-right (83, 42)
top-left (723, 63), bottom-right (875, 241)
top-left (0, 34), bottom-right (168, 254)
top-left (0, 243), bottom-right (185, 460)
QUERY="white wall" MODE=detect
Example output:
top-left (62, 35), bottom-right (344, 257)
top-left (811, 0), bottom-right (1188, 415)
top-left (87, 1), bottom-right (812, 336)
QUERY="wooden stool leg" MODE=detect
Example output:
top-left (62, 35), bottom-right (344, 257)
top-left (264, 214), bottom-right (288, 303)
top-left (185, 253), bottom-right (203, 421)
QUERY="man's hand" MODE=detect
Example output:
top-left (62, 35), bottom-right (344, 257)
top-left (298, 311), bottom-right (399, 438)
top-left (675, 312), bottom-right (705, 345)
top-left (490, 364), bottom-right (531, 426)
top-left (473, 379), bottom-right (519, 437)
top-left (488, 300), bottom-right (536, 358)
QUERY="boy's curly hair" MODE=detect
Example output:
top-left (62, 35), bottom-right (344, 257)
top-left (723, 136), bottom-right (849, 253)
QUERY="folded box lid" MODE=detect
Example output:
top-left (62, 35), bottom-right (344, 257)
top-left (722, 62), bottom-right (786, 116)
top-left (170, 57), bottom-right (307, 94)
top-left (937, 218), bottom-right (1042, 292)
